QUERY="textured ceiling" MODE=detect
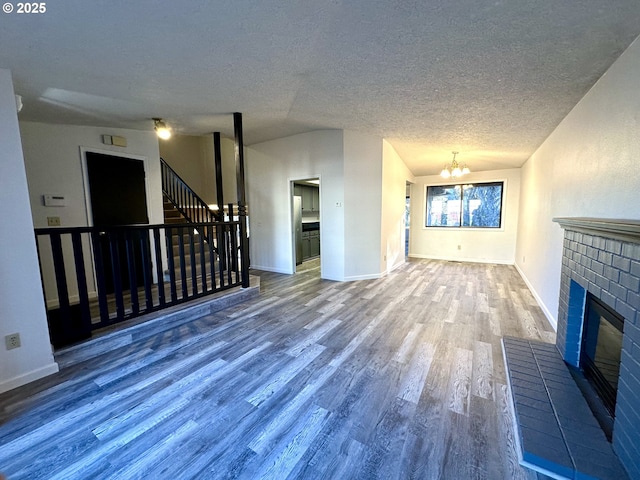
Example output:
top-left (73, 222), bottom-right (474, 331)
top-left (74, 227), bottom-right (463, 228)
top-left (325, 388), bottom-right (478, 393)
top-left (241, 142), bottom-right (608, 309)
top-left (1, 1), bottom-right (639, 175)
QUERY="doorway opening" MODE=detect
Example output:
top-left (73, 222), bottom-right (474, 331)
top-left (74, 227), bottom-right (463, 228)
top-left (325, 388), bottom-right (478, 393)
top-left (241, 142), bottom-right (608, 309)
top-left (292, 178), bottom-right (320, 274)
top-left (405, 182), bottom-right (412, 257)
top-left (83, 150), bottom-right (151, 293)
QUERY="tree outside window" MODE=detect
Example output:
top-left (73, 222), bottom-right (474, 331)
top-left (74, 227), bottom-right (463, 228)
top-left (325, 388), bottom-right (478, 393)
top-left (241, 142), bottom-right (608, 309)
top-left (426, 181), bottom-right (503, 228)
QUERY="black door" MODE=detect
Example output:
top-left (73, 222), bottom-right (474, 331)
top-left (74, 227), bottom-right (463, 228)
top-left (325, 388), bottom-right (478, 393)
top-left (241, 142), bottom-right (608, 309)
top-left (87, 152), bottom-right (149, 226)
top-left (86, 152), bottom-right (149, 293)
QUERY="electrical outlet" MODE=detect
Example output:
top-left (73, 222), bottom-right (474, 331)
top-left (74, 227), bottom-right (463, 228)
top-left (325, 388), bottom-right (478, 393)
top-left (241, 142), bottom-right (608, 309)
top-left (47, 216), bottom-right (61, 226)
top-left (5, 333), bottom-right (21, 350)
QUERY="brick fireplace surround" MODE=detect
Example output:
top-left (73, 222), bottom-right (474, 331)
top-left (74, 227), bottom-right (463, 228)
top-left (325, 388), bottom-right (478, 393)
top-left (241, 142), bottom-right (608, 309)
top-left (554, 217), bottom-right (640, 479)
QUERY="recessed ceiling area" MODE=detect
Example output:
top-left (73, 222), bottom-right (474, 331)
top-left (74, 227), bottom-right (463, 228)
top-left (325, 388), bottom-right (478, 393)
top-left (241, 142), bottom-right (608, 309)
top-left (1, 1), bottom-right (639, 175)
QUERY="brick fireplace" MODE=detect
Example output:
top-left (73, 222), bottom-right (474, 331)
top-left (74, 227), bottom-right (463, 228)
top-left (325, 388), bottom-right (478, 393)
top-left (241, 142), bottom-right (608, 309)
top-left (554, 218), bottom-right (640, 479)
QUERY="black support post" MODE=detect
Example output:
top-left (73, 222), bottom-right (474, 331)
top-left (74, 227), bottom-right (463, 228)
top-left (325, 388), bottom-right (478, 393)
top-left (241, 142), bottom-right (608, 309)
top-left (233, 112), bottom-right (250, 288)
top-left (213, 131), bottom-right (227, 272)
top-left (213, 132), bottom-right (224, 222)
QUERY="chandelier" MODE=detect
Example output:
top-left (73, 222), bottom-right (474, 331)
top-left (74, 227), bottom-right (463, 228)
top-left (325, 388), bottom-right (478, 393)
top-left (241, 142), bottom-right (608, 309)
top-left (440, 151), bottom-right (470, 178)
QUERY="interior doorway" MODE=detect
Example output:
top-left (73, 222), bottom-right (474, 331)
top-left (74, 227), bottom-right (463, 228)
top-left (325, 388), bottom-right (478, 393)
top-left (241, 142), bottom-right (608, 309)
top-left (86, 152), bottom-right (149, 226)
top-left (405, 182), bottom-right (411, 257)
top-left (84, 151), bottom-right (150, 293)
top-left (291, 178), bottom-right (321, 274)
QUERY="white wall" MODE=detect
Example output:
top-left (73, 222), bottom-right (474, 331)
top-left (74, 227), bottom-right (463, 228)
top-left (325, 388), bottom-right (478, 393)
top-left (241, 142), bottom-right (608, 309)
top-left (247, 130), bottom-right (414, 281)
top-left (343, 131), bottom-right (384, 280)
top-left (381, 140), bottom-right (414, 274)
top-left (160, 134), bottom-right (209, 202)
top-left (246, 130), bottom-right (345, 280)
top-left (203, 135), bottom-right (238, 208)
top-left (516, 37), bottom-right (640, 328)
top-left (246, 130), bottom-right (406, 281)
top-left (160, 134), bottom-right (237, 207)
top-left (410, 168), bottom-right (521, 264)
top-left (19, 121), bottom-right (163, 305)
top-left (0, 70), bottom-right (58, 393)
top-left (20, 121), bottom-right (164, 229)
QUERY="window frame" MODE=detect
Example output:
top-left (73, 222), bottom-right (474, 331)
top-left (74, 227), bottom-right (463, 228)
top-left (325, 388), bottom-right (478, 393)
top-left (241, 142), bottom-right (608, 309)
top-left (424, 180), bottom-right (505, 229)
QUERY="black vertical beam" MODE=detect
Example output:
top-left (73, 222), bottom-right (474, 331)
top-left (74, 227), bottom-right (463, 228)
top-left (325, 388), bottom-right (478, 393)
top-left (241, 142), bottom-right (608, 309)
top-left (71, 232), bottom-right (92, 332)
top-left (178, 226), bottom-right (188, 299)
top-left (199, 228), bottom-right (207, 292)
top-left (189, 228), bottom-right (197, 295)
top-left (140, 231), bottom-right (154, 311)
top-left (233, 112), bottom-right (250, 288)
top-left (227, 203), bottom-right (235, 285)
top-left (166, 227), bottom-right (178, 302)
top-left (208, 227), bottom-right (217, 290)
top-left (50, 233), bottom-right (71, 328)
top-left (213, 132), bottom-right (224, 222)
top-left (153, 227), bottom-right (165, 307)
top-left (213, 132), bottom-right (226, 270)
top-left (216, 223), bottom-right (226, 287)
top-left (231, 225), bottom-right (239, 283)
top-left (109, 232), bottom-right (125, 321)
top-left (91, 232), bottom-right (110, 324)
top-left (125, 231), bottom-right (139, 316)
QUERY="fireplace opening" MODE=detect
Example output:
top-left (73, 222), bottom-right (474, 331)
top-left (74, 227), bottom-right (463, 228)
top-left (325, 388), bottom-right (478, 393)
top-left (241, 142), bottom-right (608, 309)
top-left (580, 293), bottom-right (624, 422)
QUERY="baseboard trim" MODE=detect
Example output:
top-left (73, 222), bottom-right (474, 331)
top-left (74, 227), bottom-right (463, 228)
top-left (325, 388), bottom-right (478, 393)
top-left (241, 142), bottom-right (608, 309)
top-left (514, 263), bottom-right (557, 331)
top-left (343, 272), bottom-right (384, 281)
top-left (364, 259), bottom-right (405, 281)
top-left (250, 265), bottom-right (292, 274)
top-left (388, 260), bottom-right (405, 273)
top-left (0, 362), bottom-right (59, 394)
top-left (407, 253), bottom-right (514, 265)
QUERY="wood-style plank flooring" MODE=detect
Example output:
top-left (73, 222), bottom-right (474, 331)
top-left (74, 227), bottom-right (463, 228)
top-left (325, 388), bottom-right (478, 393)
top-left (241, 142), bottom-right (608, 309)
top-left (0, 258), bottom-right (555, 479)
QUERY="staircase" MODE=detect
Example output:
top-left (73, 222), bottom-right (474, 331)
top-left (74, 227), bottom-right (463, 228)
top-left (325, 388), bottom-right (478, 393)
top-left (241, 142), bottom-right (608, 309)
top-left (162, 196), bottom-right (214, 286)
top-left (163, 197), bottom-right (186, 225)
top-left (160, 157), bottom-right (242, 294)
top-left (37, 121), bottom-right (249, 349)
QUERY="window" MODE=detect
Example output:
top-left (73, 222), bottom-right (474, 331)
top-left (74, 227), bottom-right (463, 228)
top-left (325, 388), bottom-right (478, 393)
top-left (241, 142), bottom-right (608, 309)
top-left (426, 181), bottom-right (503, 228)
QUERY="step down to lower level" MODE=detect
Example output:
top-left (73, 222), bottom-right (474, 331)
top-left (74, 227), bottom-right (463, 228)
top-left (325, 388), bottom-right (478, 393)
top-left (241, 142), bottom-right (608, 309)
top-left (55, 275), bottom-right (260, 368)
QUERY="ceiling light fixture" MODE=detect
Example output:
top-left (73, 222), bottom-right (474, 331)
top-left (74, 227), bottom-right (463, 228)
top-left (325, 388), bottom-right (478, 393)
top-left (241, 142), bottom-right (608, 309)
top-left (440, 151), bottom-right (470, 178)
top-left (153, 118), bottom-right (171, 140)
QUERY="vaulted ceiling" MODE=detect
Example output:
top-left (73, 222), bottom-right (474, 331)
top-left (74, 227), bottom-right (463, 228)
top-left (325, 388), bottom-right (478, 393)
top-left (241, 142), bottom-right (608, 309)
top-left (2, 1), bottom-right (639, 175)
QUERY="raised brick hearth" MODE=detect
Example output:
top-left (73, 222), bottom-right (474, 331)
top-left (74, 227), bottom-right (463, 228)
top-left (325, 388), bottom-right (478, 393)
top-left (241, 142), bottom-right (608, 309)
top-left (554, 218), bottom-right (640, 479)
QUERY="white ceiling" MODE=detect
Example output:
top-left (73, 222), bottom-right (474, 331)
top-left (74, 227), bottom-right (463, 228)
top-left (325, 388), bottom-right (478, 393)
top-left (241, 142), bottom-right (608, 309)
top-left (2, 1), bottom-right (639, 175)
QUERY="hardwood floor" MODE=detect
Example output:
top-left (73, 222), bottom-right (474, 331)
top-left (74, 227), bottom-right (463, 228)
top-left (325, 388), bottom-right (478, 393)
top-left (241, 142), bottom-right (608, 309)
top-left (0, 259), bottom-right (555, 479)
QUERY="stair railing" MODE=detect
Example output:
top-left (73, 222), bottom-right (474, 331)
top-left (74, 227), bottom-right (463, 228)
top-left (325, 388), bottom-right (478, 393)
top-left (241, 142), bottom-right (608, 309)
top-left (35, 220), bottom-right (243, 348)
top-left (161, 158), bottom-right (220, 224)
top-left (161, 157), bottom-right (231, 272)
